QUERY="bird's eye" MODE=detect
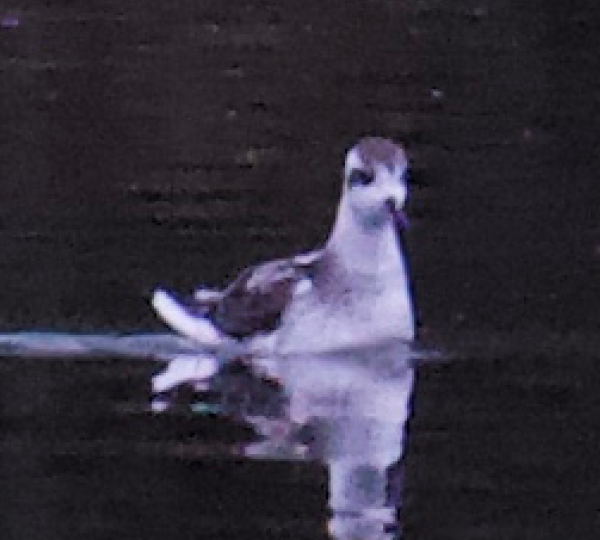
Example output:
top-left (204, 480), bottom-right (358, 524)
top-left (348, 169), bottom-right (375, 187)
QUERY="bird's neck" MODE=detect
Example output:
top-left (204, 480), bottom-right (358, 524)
top-left (326, 201), bottom-right (406, 277)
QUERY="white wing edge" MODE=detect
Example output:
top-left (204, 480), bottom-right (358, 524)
top-left (292, 249), bottom-right (323, 266)
top-left (193, 287), bottom-right (224, 302)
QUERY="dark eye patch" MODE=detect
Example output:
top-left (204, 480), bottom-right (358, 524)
top-left (348, 169), bottom-right (375, 187)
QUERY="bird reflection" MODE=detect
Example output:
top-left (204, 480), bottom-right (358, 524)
top-left (152, 339), bottom-right (415, 539)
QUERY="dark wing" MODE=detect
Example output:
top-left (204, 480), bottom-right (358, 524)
top-left (207, 256), bottom-right (317, 339)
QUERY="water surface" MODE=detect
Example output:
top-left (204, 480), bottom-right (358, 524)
top-left (1, 1), bottom-right (599, 538)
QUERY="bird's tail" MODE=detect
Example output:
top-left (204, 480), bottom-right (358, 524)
top-left (151, 289), bottom-right (225, 348)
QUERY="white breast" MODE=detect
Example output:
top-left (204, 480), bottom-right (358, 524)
top-left (273, 267), bottom-right (414, 354)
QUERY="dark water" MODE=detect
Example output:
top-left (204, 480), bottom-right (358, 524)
top-left (1, 1), bottom-right (600, 538)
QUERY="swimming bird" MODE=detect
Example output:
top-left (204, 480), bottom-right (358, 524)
top-left (152, 137), bottom-right (415, 356)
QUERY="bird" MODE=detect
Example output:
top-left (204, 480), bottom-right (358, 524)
top-left (151, 137), bottom-right (415, 357)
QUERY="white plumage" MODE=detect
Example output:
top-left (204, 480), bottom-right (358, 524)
top-left (152, 137), bottom-right (415, 356)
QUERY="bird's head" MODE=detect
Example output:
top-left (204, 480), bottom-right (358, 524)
top-left (342, 137), bottom-right (410, 232)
